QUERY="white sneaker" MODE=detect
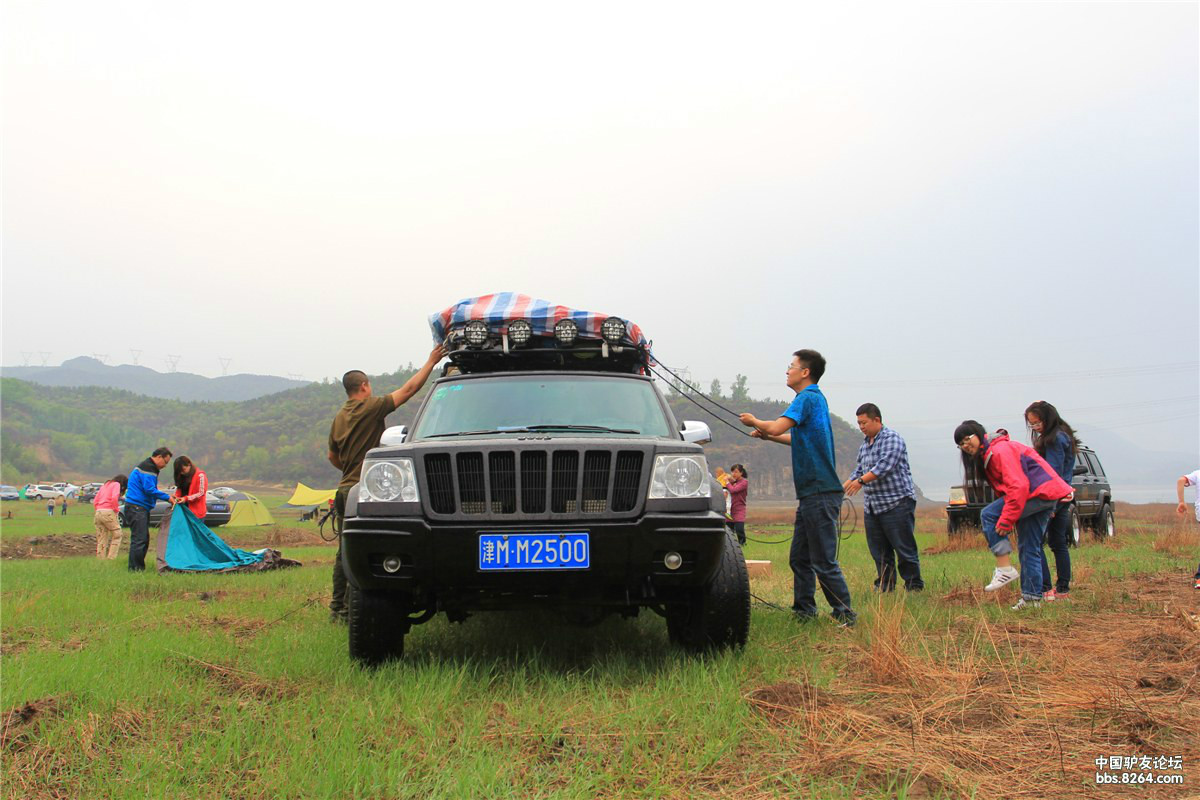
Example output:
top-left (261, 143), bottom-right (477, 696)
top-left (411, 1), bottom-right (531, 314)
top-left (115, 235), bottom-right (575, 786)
top-left (1011, 598), bottom-right (1042, 611)
top-left (984, 566), bottom-right (1019, 592)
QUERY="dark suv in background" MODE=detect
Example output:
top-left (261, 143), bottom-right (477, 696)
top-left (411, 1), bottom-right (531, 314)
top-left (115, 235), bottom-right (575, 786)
top-left (946, 445), bottom-right (1114, 545)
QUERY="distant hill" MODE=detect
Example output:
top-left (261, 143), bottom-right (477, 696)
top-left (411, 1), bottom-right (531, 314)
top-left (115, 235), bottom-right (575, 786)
top-left (0, 373), bottom-right (914, 501)
top-left (1, 356), bottom-right (310, 402)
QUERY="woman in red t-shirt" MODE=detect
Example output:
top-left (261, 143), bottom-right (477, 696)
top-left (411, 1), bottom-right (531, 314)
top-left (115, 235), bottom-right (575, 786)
top-left (172, 456), bottom-right (209, 518)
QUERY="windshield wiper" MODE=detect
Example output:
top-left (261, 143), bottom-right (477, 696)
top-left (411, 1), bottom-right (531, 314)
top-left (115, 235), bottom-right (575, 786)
top-left (522, 424), bottom-right (641, 434)
top-left (424, 424), bottom-right (640, 439)
top-left (424, 427), bottom-right (532, 438)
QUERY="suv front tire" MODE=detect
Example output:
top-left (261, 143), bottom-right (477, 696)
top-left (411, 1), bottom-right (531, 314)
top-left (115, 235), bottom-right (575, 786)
top-left (348, 584), bottom-right (409, 666)
top-left (665, 531), bottom-right (750, 652)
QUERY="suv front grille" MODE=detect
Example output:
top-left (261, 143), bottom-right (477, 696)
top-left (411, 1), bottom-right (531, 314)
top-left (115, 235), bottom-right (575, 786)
top-left (426, 453), bottom-right (455, 514)
top-left (422, 449), bottom-right (645, 518)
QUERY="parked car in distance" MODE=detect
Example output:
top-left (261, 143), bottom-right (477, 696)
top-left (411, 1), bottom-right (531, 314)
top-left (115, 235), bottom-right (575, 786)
top-left (0, 485), bottom-right (20, 501)
top-left (23, 484), bottom-right (64, 500)
top-left (118, 492), bottom-right (232, 528)
top-left (78, 482), bottom-right (105, 503)
top-left (945, 445), bottom-right (1114, 545)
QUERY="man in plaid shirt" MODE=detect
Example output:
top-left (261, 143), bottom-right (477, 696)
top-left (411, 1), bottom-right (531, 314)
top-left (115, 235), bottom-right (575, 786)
top-left (843, 403), bottom-right (924, 592)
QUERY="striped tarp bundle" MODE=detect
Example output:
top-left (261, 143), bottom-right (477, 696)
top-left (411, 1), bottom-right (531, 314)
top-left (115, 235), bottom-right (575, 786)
top-left (429, 293), bottom-right (647, 347)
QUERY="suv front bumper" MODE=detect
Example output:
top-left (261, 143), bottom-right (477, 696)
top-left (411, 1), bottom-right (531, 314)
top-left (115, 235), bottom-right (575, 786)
top-left (340, 511), bottom-right (729, 606)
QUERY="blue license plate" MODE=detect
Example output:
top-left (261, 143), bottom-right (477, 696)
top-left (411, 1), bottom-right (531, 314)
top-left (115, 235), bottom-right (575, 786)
top-left (209, 504), bottom-right (228, 511)
top-left (478, 532), bottom-right (590, 571)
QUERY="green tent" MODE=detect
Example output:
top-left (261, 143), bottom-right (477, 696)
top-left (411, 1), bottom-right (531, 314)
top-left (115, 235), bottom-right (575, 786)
top-left (223, 491), bottom-right (275, 527)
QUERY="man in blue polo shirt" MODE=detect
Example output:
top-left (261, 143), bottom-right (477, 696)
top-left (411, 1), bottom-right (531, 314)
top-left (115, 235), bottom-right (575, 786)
top-left (740, 349), bottom-right (855, 626)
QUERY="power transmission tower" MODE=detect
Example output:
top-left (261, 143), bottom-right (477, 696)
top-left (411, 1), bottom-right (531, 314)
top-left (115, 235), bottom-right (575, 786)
top-left (38, 351), bottom-right (50, 366)
top-left (287, 373), bottom-right (303, 381)
top-left (165, 355), bottom-right (181, 372)
top-left (218, 357), bottom-right (232, 376)
top-left (129, 349), bottom-right (142, 365)
top-left (20, 351), bottom-right (31, 366)
top-left (674, 367), bottom-right (693, 394)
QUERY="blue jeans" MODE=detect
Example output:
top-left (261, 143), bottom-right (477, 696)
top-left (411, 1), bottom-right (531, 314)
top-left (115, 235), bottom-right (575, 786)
top-left (790, 492), bottom-right (855, 622)
top-left (864, 496), bottom-right (923, 591)
top-left (980, 497), bottom-right (1055, 600)
top-left (126, 504), bottom-right (151, 572)
top-left (1040, 502), bottom-right (1072, 593)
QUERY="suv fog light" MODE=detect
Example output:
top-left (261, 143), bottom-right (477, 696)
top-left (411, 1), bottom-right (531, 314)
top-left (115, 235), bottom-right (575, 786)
top-left (464, 320), bottom-right (489, 348)
top-left (554, 318), bottom-right (578, 345)
top-left (507, 319), bottom-right (532, 345)
top-left (601, 316), bottom-right (625, 344)
top-left (664, 551), bottom-right (683, 571)
top-left (382, 556), bottom-right (402, 573)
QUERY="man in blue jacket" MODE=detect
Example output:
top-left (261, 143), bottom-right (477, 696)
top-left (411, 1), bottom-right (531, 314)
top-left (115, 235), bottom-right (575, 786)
top-left (125, 447), bottom-right (174, 571)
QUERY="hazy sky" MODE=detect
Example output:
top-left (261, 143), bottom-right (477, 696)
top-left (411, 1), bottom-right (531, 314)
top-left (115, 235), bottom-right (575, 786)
top-left (4, 2), bottom-right (1197, 496)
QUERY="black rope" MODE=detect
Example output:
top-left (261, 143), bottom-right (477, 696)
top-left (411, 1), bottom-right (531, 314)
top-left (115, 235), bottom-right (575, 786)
top-left (318, 506), bottom-right (340, 542)
top-left (648, 353), bottom-right (748, 420)
top-left (751, 592), bottom-right (792, 613)
top-left (740, 496), bottom-right (859, 546)
top-left (645, 364), bottom-right (755, 438)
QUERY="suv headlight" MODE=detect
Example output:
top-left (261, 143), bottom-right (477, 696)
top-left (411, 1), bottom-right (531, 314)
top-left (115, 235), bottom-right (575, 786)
top-left (359, 458), bottom-right (420, 503)
top-left (649, 455), bottom-right (711, 499)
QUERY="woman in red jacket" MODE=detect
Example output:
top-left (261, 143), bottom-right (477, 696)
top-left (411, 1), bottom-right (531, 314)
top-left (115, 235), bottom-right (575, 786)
top-left (954, 420), bottom-right (1073, 610)
top-left (725, 464), bottom-right (749, 545)
top-left (172, 456), bottom-right (208, 519)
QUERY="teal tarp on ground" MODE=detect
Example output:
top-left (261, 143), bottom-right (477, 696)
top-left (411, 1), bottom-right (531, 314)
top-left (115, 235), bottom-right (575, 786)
top-left (158, 505), bottom-right (265, 572)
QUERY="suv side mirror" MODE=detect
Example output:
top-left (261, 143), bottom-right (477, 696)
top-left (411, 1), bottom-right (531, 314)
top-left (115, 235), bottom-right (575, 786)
top-left (680, 421), bottom-right (712, 445)
top-left (1073, 464), bottom-right (1087, 475)
top-left (380, 425), bottom-right (408, 446)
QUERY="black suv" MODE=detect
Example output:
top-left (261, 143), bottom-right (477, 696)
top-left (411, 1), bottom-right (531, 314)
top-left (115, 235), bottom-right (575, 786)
top-left (340, 316), bottom-right (750, 664)
top-left (945, 445), bottom-right (1114, 545)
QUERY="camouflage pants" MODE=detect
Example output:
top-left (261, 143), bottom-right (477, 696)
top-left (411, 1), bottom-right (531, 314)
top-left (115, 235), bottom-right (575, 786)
top-left (94, 509), bottom-right (122, 559)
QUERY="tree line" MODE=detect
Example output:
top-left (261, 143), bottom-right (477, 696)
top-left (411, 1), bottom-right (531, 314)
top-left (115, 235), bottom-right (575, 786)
top-left (1, 373), bottom-right (904, 500)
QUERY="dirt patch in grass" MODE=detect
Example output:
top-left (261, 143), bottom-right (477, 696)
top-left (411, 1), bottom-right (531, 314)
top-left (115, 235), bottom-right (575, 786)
top-left (1, 697), bottom-right (63, 751)
top-left (1, 534), bottom-right (97, 560)
top-left (1130, 631), bottom-right (1195, 662)
top-left (742, 573), bottom-right (1200, 799)
top-left (938, 580), bottom-right (1008, 608)
top-left (746, 681), bottom-right (841, 725)
top-left (922, 533), bottom-right (982, 555)
top-left (1, 627), bottom-right (88, 658)
top-left (224, 526), bottom-right (329, 548)
top-left (151, 614), bottom-right (272, 641)
top-left (173, 653), bottom-right (301, 701)
top-left (128, 585), bottom-right (258, 604)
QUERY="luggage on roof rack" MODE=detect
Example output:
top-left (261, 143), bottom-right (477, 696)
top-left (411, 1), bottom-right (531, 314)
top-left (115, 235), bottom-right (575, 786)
top-left (429, 293), bottom-right (651, 374)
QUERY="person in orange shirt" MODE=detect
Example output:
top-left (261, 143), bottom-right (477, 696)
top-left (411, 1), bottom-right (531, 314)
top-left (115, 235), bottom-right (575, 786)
top-left (172, 456), bottom-right (209, 518)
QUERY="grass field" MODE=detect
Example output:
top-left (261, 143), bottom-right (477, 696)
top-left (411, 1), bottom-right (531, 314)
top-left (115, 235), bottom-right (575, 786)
top-left (2, 499), bottom-right (1198, 799)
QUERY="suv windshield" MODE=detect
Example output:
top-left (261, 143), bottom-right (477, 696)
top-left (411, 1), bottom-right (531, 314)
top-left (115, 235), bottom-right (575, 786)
top-left (412, 375), bottom-right (672, 440)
